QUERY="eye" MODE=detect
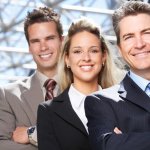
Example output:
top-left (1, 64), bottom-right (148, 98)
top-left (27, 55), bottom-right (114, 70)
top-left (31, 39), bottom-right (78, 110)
top-left (144, 31), bottom-right (150, 35)
top-left (90, 49), bottom-right (100, 53)
top-left (124, 35), bottom-right (133, 41)
top-left (145, 31), bottom-right (150, 34)
top-left (30, 39), bottom-right (39, 44)
top-left (73, 49), bottom-right (82, 54)
top-left (89, 46), bottom-right (100, 53)
top-left (47, 36), bottom-right (55, 40)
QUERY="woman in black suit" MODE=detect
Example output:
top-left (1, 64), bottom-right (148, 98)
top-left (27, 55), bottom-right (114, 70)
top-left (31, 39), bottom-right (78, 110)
top-left (37, 17), bottom-right (123, 150)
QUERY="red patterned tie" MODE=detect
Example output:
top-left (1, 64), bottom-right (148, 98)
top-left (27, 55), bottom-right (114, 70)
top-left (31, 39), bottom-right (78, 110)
top-left (44, 79), bottom-right (56, 101)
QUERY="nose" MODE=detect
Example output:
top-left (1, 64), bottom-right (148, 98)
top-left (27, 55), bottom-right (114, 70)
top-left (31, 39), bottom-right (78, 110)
top-left (40, 41), bottom-right (49, 51)
top-left (82, 51), bottom-right (91, 61)
top-left (134, 36), bottom-right (146, 49)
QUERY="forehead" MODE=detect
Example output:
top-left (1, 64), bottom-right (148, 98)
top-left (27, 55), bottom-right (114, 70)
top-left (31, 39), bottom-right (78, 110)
top-left (71, 31), bottom-right (100, 43)
top-left (119, 13), bottom-right (150, 36)
top-left (28, 21), bottom-right (57, 31)
top-left (28, 22), bottom-right (58, 38)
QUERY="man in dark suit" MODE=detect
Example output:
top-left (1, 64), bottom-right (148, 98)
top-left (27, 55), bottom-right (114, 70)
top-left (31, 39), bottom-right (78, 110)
top-left (85, 1), bottom-right (150, 150)
top-left (0, 7), bottom-right (63, 150)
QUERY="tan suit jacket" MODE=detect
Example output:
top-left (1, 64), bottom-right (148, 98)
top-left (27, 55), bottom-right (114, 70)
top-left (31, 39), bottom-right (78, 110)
top-left (0, 72), bottom-right (44, 150)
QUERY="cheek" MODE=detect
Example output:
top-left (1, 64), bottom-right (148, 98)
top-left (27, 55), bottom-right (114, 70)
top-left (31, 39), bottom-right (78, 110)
top-left (68, 55), bottom-right (79, 65)
top-left (120, 42), bottom-right (133, 52)
top-left (69, 60), bottom-right (76, 67)
top-left (29, 45), bottom-right (39, 54)
top-left (52, 40), bottom-right (61, 48)
top-left (95, 54), bottom-right (104, 64)
top-left (120, 49), bottom-right (129, 58)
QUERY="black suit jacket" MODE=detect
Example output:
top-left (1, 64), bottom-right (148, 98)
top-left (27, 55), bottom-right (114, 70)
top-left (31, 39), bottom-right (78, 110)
top-left (85, 74), bottom-right (150, 150)
top-left (37, 88), bottom-right (91, 150)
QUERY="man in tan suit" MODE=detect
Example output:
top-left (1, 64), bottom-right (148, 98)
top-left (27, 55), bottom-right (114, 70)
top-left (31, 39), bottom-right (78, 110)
top-left (0, 7), bottom-right (63, 150)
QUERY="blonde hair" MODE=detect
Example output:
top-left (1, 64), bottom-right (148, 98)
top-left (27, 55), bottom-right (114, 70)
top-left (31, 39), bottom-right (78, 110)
top-left (58, 18), bottom-right (124, 92)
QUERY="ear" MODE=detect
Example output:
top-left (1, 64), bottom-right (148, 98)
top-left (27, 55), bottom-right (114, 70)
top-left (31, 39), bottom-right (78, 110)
top-left (65, 54), bottom-right (70, 67)
top-left (60, 35), bottom-right (65, 43)
top-left (102, 50), bottom-right (107, 63)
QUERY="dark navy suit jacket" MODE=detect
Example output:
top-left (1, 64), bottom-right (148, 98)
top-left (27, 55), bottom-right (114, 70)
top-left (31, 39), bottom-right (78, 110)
top-left (85, 74), bottom-right (150, 150)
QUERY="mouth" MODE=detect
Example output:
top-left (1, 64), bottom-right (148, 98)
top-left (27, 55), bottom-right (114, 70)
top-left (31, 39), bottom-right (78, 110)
top-left (133, 50), bottom-right (150, 56)
top-left (39, 53), bottom-right (52, 58)
top-left (80, 65), bottom-right (93, 71)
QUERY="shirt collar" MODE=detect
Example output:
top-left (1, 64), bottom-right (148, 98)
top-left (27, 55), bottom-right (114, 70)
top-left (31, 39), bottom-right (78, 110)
top-left (69, 84), bottom-right (86, 109)
top-left (36, 70), bottom-right (58, 87)
top-left (129, 71), bottom-right (150, 91)
top-left (69, 84), bottom-right (102, 109)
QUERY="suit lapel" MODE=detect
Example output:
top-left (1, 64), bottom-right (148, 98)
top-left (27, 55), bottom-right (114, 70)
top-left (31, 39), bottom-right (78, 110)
top-left (52, 88), bottom-right (88, 136)
top-left (119, 75), bottom-right (150, 113)
top-left (21, 73), bottom-right (44, 124)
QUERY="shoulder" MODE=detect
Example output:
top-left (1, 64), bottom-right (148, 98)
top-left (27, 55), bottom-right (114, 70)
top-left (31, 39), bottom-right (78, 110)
top-left (39, 89), bottom-right (68, 107)
top-left (2, 73), bottom-right (37, 92)
top-left (100, 85), bottom-right (120, 100)
top-left (3, 77), bottom-right (29, 90)
top-left (87, 84), bottom-right (122, 103)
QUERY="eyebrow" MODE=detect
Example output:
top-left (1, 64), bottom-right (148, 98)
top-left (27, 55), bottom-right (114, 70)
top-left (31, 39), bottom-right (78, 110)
top-left (73, 45), bottom-right (99, 48)
top-left (46, 34), bottom-right (57, 38)
top-left (122, 33), bottom-right (133, 39)
top-left (71, 46), bottom-right (81, 49)
top-left (29, 38), bottom-right (39, 42)
top-left (29, 34), bottom-right (57, 41)
top-left (122, 27), bottom-right (150, 39)
top-left (142, 27), bottom-right (150, 33)
top-left (71, 46), bottom-right (100, 51)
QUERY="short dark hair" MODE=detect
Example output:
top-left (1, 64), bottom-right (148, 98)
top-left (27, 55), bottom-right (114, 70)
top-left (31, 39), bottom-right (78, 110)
top-left (112, 1), bottom-right (150, 44)
top-left (24, 7), bottom-right (63, 43)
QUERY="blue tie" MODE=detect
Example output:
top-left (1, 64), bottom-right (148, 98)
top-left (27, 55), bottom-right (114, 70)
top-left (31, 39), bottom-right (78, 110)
top-left (145, 83), bottom-right (150, 97)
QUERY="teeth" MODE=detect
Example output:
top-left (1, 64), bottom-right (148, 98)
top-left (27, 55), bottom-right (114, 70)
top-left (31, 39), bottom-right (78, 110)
top-left (135, 51), bottom-right (150, 55)
top-left (80, 66), bottom-right (92, 70)
top-left (40, 53), bottom-right (52, 58)
top-left (135, 53), bottom-right (148, 56)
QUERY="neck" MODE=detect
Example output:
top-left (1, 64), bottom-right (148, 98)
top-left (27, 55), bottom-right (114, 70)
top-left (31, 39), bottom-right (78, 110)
top-left (73, 81), bottom-right (99, 95)
top-left (131, 69), bottom-right (150, 81)
top-left (37, 68), bottom-right (57, 79)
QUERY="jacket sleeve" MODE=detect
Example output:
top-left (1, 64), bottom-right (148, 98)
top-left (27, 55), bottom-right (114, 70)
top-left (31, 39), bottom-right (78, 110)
top-left (37, 103), bottom-right (61, 150)
top-left (0, 87), bottom-right (37, 150)
top-left (84, 95), bottom-right (150, 150)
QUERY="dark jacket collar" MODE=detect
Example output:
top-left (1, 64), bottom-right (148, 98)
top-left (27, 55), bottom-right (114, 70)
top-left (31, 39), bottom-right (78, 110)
top-left (118, 74), bottom-right (150, 113)
top-left (51, 88), bottom-right (88, 136)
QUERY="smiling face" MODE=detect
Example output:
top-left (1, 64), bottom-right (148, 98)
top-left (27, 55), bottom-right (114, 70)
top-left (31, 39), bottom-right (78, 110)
top-left (28, 22), bottom-right (62, 76)
top-left (65, 31), bottom-right (106, 86)
top-left (119, 13), bottom-right (150, 79)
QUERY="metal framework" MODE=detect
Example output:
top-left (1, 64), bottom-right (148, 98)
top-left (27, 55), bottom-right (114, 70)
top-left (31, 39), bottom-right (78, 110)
top-left (0, 0), bottom-right (128, 84)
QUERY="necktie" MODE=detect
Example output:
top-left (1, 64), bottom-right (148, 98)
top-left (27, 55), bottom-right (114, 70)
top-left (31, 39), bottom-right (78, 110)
top-left (44, 79), bottom-right (56, 101)
top-left (145, 83), bottom-right (150, 97)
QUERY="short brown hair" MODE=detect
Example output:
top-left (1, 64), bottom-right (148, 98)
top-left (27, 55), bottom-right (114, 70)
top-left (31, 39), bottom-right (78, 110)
top-left (24, 7), bottom-right (63, 43)
top-left (112, 1), bottom-right (150, 45)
